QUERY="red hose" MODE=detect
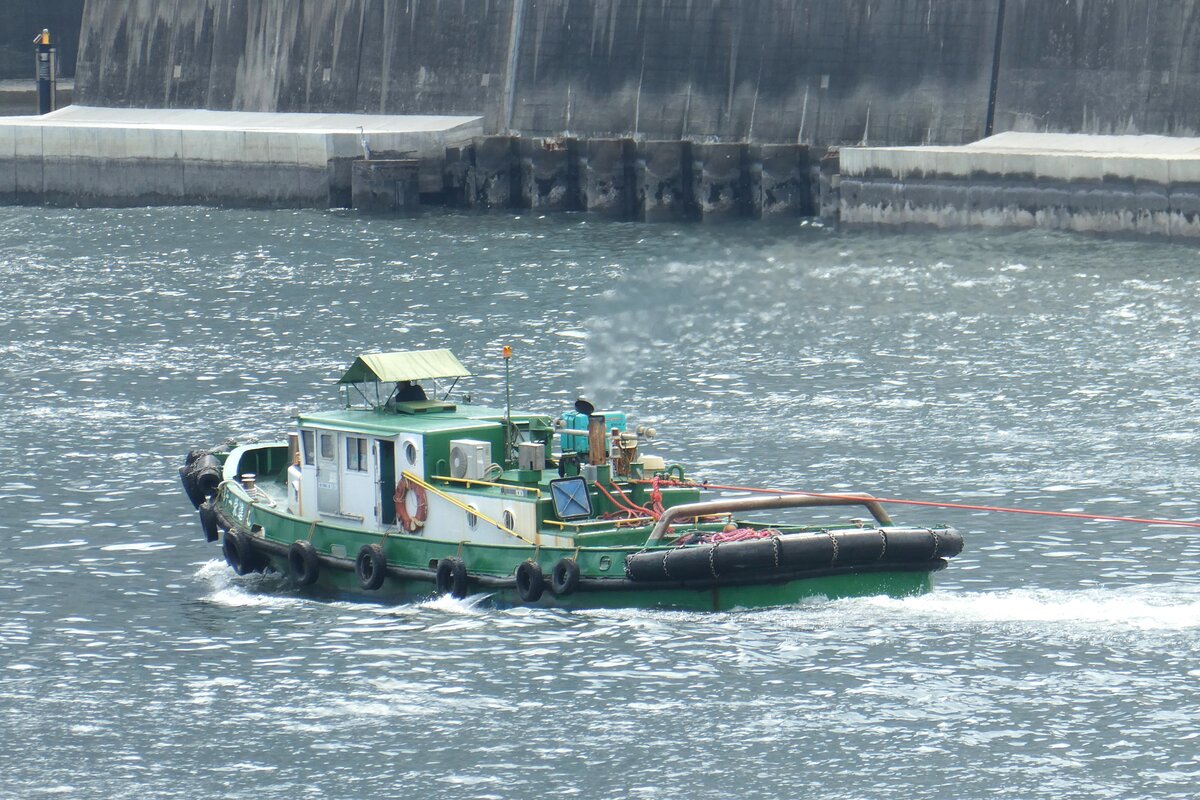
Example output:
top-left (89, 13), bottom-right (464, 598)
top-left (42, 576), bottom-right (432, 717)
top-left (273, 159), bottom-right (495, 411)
top-left (596, 481), bottom-right (657, 520)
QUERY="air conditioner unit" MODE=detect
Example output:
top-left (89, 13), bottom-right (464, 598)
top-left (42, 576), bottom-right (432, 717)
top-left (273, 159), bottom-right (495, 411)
top-left (449, 439), bottom-right (492, 480)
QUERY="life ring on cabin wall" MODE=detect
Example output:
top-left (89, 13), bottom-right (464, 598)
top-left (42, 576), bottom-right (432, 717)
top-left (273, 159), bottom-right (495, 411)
top-left (393, 476), bottom-right (428, 532)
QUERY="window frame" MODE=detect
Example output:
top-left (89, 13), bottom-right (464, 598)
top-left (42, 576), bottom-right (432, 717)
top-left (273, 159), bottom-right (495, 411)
top-left (345, 436), bottom-right (369, 472)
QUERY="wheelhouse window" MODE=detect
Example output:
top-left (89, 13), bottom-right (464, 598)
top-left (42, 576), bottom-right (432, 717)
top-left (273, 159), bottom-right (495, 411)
top-left (301, 430), bottom-right (315, 466)
top-left (346, 436), bottom-right (368, 472)
top-left (320, 433), bottom-right (334, 461)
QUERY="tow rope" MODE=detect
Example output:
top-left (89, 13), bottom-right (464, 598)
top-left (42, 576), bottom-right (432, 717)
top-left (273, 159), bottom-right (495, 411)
top-left (632, 478), bottom-right (1200, 529)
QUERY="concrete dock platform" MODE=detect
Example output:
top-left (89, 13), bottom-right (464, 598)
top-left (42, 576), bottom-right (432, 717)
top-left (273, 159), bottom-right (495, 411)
top-left (0, 79), bottom-right (74, 117)
top-left (0, 106), bottom-right (481, 207)
top-left (840, 133), bottom-right (1200, 237)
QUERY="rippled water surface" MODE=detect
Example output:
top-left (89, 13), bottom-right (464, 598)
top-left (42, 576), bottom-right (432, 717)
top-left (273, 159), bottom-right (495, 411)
top-left (2, 208), bottom-right (1199, 798)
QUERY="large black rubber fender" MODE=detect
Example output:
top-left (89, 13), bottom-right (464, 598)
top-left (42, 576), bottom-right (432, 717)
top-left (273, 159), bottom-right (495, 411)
top-left (626, 547), bottom-right (690, 581)
top-left (198, 499), bottom-right (219, 543)
top-left (829, 529), bottom-right (886, 566)
top-left (776, 533), bottom-right (837, 570)
top-left (625, 544), bottom-right (704, 582)
top-left (180, 450), bottom-right (222, 509)
top-left (934, 527), bottom-right (964, 558)
top-left (625, 526), bottom-right (962, 584)
top-left (179, 450), bottom-right (206, 509)
top-left (880, 527), bottom-right (963, 562)
top-left (712, 537), bottom-right (780, 574)
top-left (626, 537), bottom-right (781, 582)
top-left (288, 541), bottom-right (320, 586)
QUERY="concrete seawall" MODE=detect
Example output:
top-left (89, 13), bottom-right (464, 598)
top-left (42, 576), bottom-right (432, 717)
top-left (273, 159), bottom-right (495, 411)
top-left (73, 0), bottom-right (1200, 146)
top-left (840, 133), bottom-right (1200, 237)
top-left (0, 106), bottom-right (481, 207)
top-left (18, 0), bottom-right (1200, 233)
top-left (75, 0), bottom-right (1001, 146)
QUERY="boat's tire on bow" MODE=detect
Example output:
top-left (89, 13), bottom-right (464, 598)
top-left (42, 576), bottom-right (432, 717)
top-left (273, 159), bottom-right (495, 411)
top-left (435, 557), bottom-right (468, 599)
top-left (515, 560), bottom-right (545, 604)
top-left (198, 499), bottom-right (219, 543)
top-left (222, 530), bottom-right (263, 576)
top-left (180, 451), bottom-right (223, 509)
top-left (356, 544), bottom-right (388, 591)
top-left (288, 540), bottom-right (320, 587)
top-left (550, 558), bottom-right (580, 596)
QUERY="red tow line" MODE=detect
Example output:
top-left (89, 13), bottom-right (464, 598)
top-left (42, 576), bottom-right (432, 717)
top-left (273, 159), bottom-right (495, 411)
top-left (632, 478), bottom-right (1200, 529)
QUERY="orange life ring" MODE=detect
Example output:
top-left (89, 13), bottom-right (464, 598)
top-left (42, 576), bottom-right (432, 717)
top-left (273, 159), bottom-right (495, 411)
top-left (393, 477), bottom-right (428, 532)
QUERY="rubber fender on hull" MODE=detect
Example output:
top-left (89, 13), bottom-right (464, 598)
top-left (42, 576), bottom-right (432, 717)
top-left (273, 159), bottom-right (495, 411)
top-left (198, 499), bottom-right (219, 543)
top-left (222, 530), bottom-right (264, 576)
top-left (626, 535), bottom-right (780, 582)
top-left (356, 544), bottom-right (387, 591)
top-left (625, 527), bottom-right (963, 583)
top-left (550, 558), bottom-right (580, 596)
top-left (436, 557), bottom-right (469, 599)
top-left (515, 560), bottom-right (545, 603)
top-left (180, 450), bottom-right (222, 509)
top-left (288, 541), bottom-right (320, 586)
top-left (883, 527), bottom-right (963, 561)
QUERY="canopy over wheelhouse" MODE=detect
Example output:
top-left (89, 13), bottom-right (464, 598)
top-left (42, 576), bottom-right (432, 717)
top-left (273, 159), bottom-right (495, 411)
top-left (337, 349), bottom-right (470, 385)
top-left (337, 349), bottom-right (472, 411)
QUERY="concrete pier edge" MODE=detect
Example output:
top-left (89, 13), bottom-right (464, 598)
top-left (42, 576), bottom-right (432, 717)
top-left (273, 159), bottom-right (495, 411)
top-left (839, 133), bottom-right (1200, 238)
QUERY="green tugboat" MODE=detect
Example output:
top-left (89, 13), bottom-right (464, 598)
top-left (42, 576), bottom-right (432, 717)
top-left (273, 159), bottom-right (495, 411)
top-left (180, 348), bottom-right (962, 611)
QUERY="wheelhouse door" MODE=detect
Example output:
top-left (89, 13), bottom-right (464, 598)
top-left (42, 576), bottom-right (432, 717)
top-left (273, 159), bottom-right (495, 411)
top-left (316, 431), bottom-right (339, 514)
top-left (377, 439), bottom-right (396, 526)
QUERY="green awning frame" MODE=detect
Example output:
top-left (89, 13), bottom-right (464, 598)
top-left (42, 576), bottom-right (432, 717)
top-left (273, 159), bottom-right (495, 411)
top-left (337, 349), bottom-right (471, 384)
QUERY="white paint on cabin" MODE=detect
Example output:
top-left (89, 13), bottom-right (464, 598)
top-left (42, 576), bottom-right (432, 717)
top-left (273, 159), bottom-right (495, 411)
top-left (290, 422), bottom-right (571, 546)
top-left (398, 433), bottom-right (424, 480)
top-left (421, 489), bottom-right (569, 547)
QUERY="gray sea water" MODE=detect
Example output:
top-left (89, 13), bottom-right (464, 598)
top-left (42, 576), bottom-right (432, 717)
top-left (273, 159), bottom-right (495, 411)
top-left (1, 207), bottom-right (1199, 799)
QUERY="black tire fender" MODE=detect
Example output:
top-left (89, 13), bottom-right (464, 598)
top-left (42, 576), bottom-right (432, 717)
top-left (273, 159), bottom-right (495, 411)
top-left (515, 560), bottom-right (545, 603)
top-left (550, 557), bottom-right (580, 596)
top-left (356, 544), bottom-right (388, 591)
top-left (222, 529), bottom-right (260, 576)
top-left (288, 540), bottom-right (320, 587)
top-left (198, 499), bottom-right (219, 543)
top-left (435, 557), bottom-right (469, 599)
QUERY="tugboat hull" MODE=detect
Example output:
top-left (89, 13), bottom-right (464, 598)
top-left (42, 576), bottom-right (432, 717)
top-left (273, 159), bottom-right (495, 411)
top-left (185, 349), bottom-right (965, 612)
top-left (212, 485), bottom-right (955, 611)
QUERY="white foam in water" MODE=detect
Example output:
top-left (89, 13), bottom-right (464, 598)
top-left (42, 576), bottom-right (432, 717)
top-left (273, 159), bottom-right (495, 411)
top-left (19, 539), bottom-right (88, 550)
top-left (194, 560), bottom-right (494, 615)
top-left (99, 542), bottom-right (175, 552)
top-left (863, 585), bottom-right (1200, 632)
top-left (29, 517), bottom-right (91, 527)
top-left (416, 592), bottom-right (494, 615)
top-left (194, 559), bottom-right (303, 610)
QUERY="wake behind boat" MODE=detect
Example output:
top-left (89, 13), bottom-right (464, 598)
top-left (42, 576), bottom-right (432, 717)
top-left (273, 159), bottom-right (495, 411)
top-left (180, 348), bottom-right (962, 611)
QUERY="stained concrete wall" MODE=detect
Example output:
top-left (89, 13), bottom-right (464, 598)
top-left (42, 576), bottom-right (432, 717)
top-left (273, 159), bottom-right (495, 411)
top-left (995, 0), bottom-right (1200, 137)
top-left (75, 0), bottom-right (513, 115)
top-left (75, 0), bottom-right (1000, 146)
top-left (70, 0), bottom-right (1200, 147)
top-left (509, 0), bottom-right (997, 144)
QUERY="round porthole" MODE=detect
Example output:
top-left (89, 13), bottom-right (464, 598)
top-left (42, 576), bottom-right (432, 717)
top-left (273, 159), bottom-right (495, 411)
top-left (404, 441), bottom-right (418, 466)
top-left (466, 506), bottom-right (479, 530)
top-left (502, 509), bottom-right (515, 530)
